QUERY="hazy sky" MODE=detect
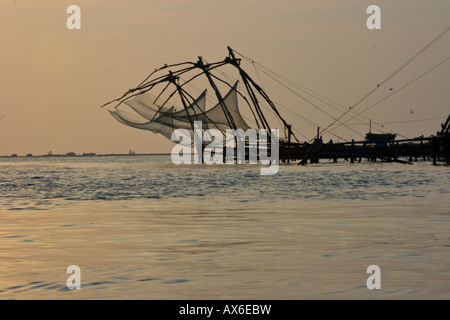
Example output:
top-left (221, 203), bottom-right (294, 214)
top-left (1, 0), bottom-right (449, 155)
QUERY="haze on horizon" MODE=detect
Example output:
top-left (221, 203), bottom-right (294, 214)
top-left (0, 0), bottom-right (449, 156)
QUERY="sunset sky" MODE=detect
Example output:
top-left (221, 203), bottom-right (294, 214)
top-left (0, 0), bottom-right (449, 155)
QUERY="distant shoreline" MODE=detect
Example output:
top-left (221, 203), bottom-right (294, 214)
top-left (0, 153), bottom-right (171, 158)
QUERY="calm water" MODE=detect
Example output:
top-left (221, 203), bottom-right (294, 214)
top-left (0, 155), bottom-right (449, 299)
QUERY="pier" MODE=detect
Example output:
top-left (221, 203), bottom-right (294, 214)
top-left (278, 114), bottom-right (450, 166)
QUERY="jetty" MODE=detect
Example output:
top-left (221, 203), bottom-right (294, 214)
top-left (276, 115), bottom-right (450, 165)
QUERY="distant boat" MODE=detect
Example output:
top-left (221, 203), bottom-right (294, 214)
top-left (129, 149), bottom-right (136, 155)
top-left (26, 153), bottom-right (33, 157)
top-left (365, 133), bottom-right (396, 147)
top-left (66, 152), bottom-right (76, 156)
top-left (365, 133), bottom-right (396, 142)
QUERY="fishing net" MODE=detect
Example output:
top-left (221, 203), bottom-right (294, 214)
top-left (109, 82), bottom-right (251, 141)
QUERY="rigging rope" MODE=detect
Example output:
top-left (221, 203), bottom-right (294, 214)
top-left (326, 54), bottom-right (450, 135)
top-left (319, 26), bottom-right (450, 137)
top-left (255, 65), bottom-right (365, 139)
top-left (346, 116), bottom-right (447, 125)
top-left (233, 49), bottom-right (377, 139)
top-left (249, 59), bottom-right (392, 134)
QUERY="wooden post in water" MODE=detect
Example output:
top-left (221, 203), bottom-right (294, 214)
top-left (444, 136), bottom-right (450, 165)
top-left (431, 137), bottom-right (438, 165)
top-left (287, 124), bottom-right (292, 164)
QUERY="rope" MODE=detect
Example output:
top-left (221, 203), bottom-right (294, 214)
top-left (319, 26), bottom-right (450, 136)
top-left (233, 49), bottom-right (373, 139)
top-left (346, 116), bottom-right (447, 125)
top-left (329, 55), bottom-right (450, 132)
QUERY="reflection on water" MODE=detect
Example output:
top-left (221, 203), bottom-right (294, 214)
top-left (0, 156), bottom-right (449, 299)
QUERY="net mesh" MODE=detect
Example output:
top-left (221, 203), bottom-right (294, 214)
top-left (109, 82), bottom-right (251, 141)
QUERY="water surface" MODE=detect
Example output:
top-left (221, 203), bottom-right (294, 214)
top-left (0, 155), bottom-right (449, 299)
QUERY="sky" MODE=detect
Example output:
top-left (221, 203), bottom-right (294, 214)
top-left (0, 0), bottom-right (449, 156)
